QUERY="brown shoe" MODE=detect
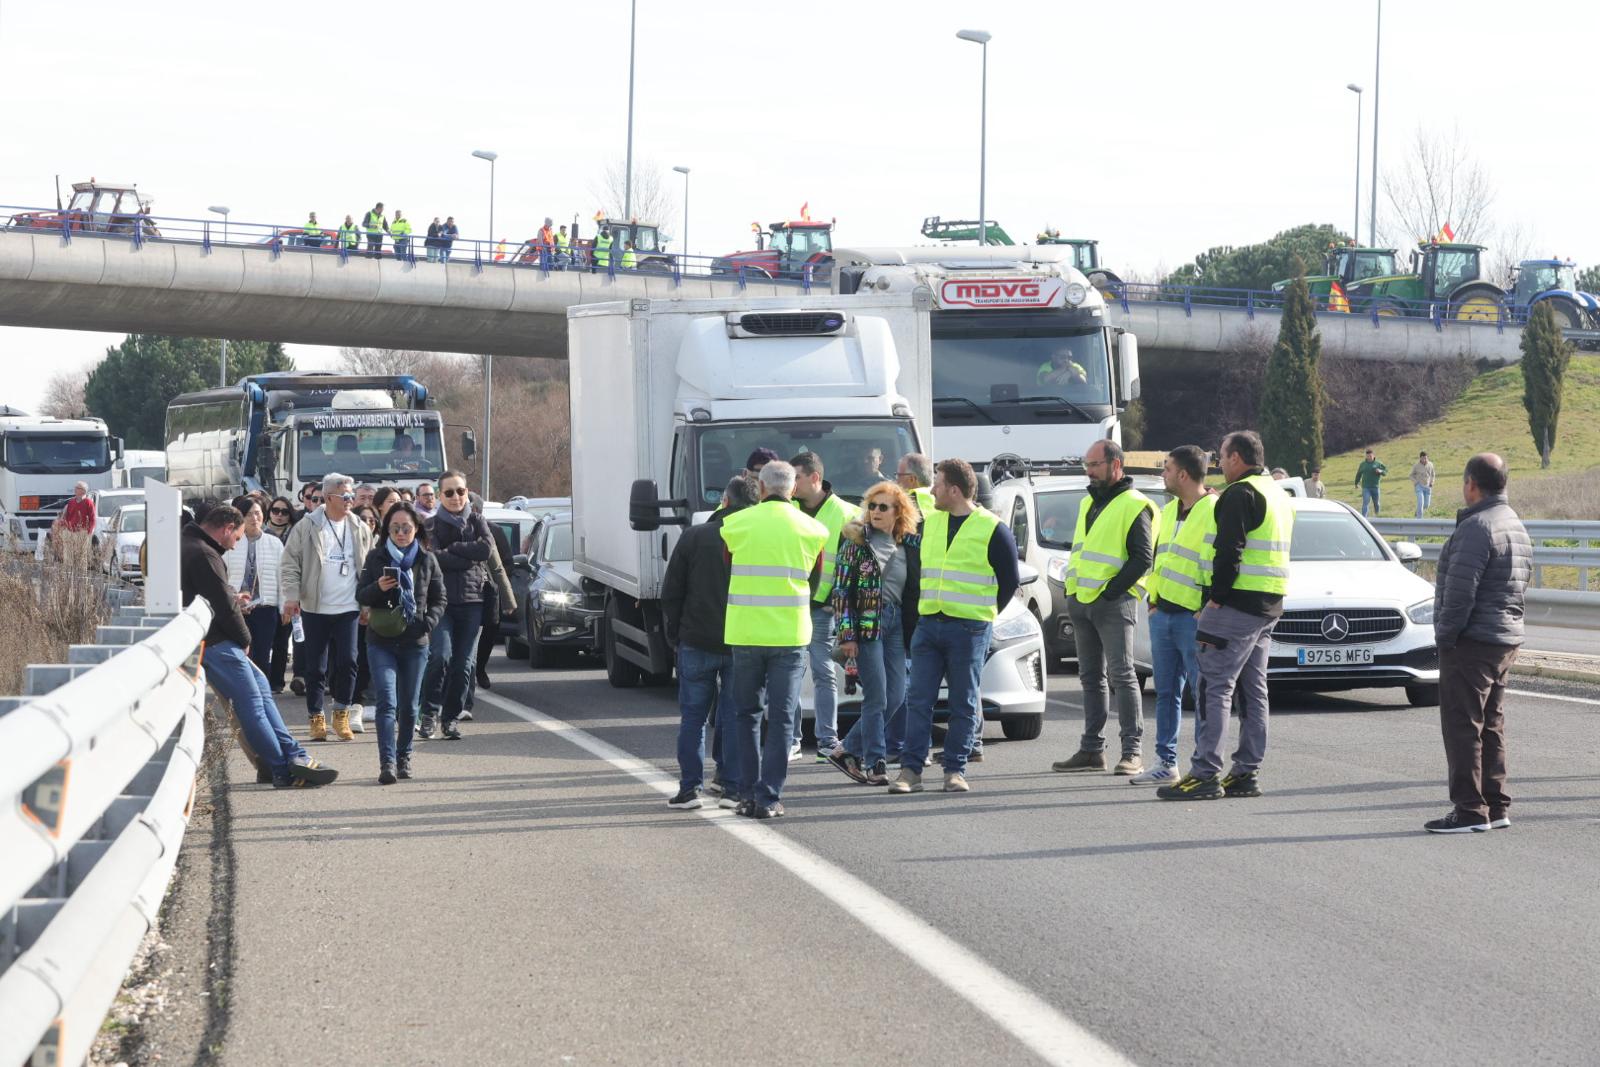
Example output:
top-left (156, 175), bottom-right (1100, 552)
top-left (309, 713), bottom-right (328, 742)
top-left (1113, 755), bottom-right (1144, 776)
top-left (331, 708), bottom-right (355, 741)
top-left (1051, 749), bottom-right (1107, 773)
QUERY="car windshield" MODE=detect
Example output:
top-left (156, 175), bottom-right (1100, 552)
top-left (295, 423), bottom-right (444, 480)
top-left (1290, 510), bottom-right (1388, 562)
top-left (932, 315), bottom-right (1113, 423)
top-left (119, 509), bottom-right (146, 532)
top-left (3, 434), bottom-right (112, 473)
top-left (544, 523), bottom-right (574, 562)
top-left (694, 420), bottom-right (920, 507)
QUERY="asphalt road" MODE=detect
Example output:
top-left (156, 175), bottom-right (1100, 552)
top-left (220, 653), bottom-right (1600, 1066)
top-left (1523, 623), bottom-right (1600, 657)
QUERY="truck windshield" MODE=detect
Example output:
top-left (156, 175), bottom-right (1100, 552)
top-left (694, 420), bottom-right (919, 507)
top-left (2, 435), bottom-right (112, 474)
top-left (295, 424), bottom-right (445, 480)
top-left (932, 314), bottom-right (1112, 425)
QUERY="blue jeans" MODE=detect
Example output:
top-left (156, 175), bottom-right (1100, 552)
top-left (423, 602), bottom-right (483, 724)
top-left (202, 640), bottom-right (307, 783)
top-left (1360, 486), bottom-right (1381, 516)
top-left (1414, 484), bottom-right (1431, 517)
top-left (676, 644), bottom-right (733, 792)
top-left (799, 603), bottom-right (839, 748)
top-left (840, 601), bottom-right (906, 767)
top-left (732, 645), bottom-right (806, 806)
top-left (368, 641), bottom-right (428, 766)
top-left (903, 614), bottom-right (991, 774)
top-left (1148, 607), bottom-right (1200, 767)
top-left (300, 609), bottom-right (359, 717)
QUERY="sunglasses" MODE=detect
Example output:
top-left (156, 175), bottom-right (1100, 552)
top-left (269, 507), bottom-right (290, 516)
top-left (442, 487), bottom-right (468, 498)
top-left (337, 492), bottom-right (355, 501)
top-left (866, 501), bottom-right (894, 512)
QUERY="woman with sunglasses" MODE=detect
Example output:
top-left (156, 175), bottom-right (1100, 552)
top-left (223, 496), bottom-right (287, 681)
top-left (419, 471), bottom-right (494, 740)
top-left (265, 496), bottom-right (296, 541)
top-left (356, 503), bottom-right (446, 783)
top-left (260, 496), bottom-right (298, 690)
top-left (826, 481), bottom-right (921, 786)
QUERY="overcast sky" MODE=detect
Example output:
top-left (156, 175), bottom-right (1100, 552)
top-left (2, 0), bottom-right (1594, 409)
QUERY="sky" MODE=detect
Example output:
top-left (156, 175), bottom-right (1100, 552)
top-left (2, 0), bottom-right (1596, 409)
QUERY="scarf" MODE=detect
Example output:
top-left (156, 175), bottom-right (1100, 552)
top-left (386, 539), bottom-right (420, 621)
top-left (433, 502), bottom-right (471, 534)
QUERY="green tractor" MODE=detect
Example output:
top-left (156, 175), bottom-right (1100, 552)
top-left (1272, 244), bottom-right (1399, 311)
top-left (1344, 241), bottom-right (1507, 321)
top-left (918, 217), bottom-right (1121, 293)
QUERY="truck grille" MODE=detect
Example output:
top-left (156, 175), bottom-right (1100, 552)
top-left (731, 312), bottom-right (846, 336)
top-left (1274, 608), bottom-right (1406, 645)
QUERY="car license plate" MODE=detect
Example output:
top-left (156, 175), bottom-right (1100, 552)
top-left (1297, 646), bottom-right (1375, 666)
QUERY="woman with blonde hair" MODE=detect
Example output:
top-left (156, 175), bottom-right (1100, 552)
top-left (826, 480), bottom-right (921, 786)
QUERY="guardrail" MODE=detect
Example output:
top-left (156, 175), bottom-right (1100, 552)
top-left (0, 599), bottom-right (211, 1067)
top-left (1371, 517), bottom-right (1600, 591)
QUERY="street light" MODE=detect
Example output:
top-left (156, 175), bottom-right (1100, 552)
top-left (1347, 84), bottom-right (1364, 243)
top-left (672, 165), bottom-right (690, 262)
top-left (955, 29), bottom-right (992, 246)
top-left (624, 0), bottom-right (638, 221)
top-left (471, 149), bottom-right (498, 497)
top-left (1370, 0), bottom-right (1382, 247)
top-left (209, 206), bottom-right (230, 386)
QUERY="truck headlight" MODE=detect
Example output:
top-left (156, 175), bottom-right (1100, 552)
top-left (1406, 599), bottom-right (1434, 625)
top-left (1064, 282), bottom-right (1088, 306)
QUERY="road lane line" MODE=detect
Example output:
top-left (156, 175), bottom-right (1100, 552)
top-left (477, 689), bottom-right (1135, 1067)
top-left (1507, 688), bottom-right (1600, 707)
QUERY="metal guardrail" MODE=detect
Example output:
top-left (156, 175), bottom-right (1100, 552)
top-left (0, 599), bottom-right (211, 1067)
top-left (1371, 517), bottom-right (1600, 591)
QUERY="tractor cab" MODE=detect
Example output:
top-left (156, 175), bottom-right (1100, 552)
top-left (7, 178), bottom-right (154, 234)
top-left (1411, 242), bottom-right (1488, 302)
top-left (1512, 260), bottom-right (1578, 307)
top-left (1347, 241), bottom-right (1504, 321)
top-left (713, 214), bottom-right (834, 281)
top-left (761, 220), bottom-right (834, 263)
top-left (600, 219), bottom-right (666, 255)
top-left (1035, 229), bottom-right (1101, 274)
top-left (1326, 245), bottom-right (1398, 285)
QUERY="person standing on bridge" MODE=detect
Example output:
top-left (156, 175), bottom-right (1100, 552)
top-left (338, 215), bottom-right (359, 254)
top-left (591, 226), bottom-right (612, 272)
top-left (1426, 453), bottom-right (1531, 834)
top-left (1052, 439), bottom-right (1157, 777)
top-left (722, 460), bottom-right (828, 818)
top-left (391, 210), bottom-right (413, 259)
top-left (281, 473), bottom-right (375, 743)
top-left (440, 216), bottom-right (458, 263)
top-left (426, 217), bottom-right (443, 263)
top-left (1356, 447), bottom-right (1388, 517)
top-left (555, 224), bottom-right (572, 269)
top-left (183, 505), bottom-right (337, 789)
top-left (363, 202), bottom-right (388, 258)
top-left (303, 211), bottom-right (324, 248)
top-left (1412, 450), bottom-right (1436, 517)
top-left (419, 471), bottom-right (493, 741)
top-left (789, 451), bottom-right (861, 761)
top-left (1158, 430), bottom-right (1292, 802)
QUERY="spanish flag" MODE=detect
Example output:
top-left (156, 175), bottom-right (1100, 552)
top-left (1328, 280), bottom-right (1351, 314)
top-left (799, 202), bottom-right (810, 222)
top-left (1435, 222), bottom-right (1456, 242)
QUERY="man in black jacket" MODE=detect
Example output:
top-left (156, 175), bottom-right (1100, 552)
top-left (182, 506), bottom-right (337, 788)
top-left (419, 471), bottom-right (493, 740)
top-left (661, 474), bottom-right (759, 809)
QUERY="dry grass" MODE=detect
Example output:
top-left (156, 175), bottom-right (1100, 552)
top-left (0, 532), bottom-right (114, 695)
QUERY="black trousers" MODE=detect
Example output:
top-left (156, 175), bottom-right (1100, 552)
top-left (1439, 637), bottom-right (1518, 819)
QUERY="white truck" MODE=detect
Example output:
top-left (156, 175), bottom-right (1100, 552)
top-left (832, 245), bottom-right (1141, 467)
top-left (112, 448), bottom-right (166, 488)
top-left (0, 408), bottom-right (122, 552)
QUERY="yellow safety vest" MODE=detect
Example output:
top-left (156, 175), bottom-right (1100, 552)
top-left (720, 500), bottom-right (828, 646)
top-left (910, 486), bottom-right (936, 517)
top-left (1147, 494), bottom-right (1218, 612)
top-left (338, 224), bottom-right (357, 248)
top-left (1063, 488), bottom-right (1158, 603)
top-left (1229, 474), bottom-right (1293, 595)
top-left (919, 507), bottom-right (1002, 622)
top-left (304, 218), bottom-right (320, 235)
top-left (621, 249), bottom-right (638, 269)
top-left (392, 217), bottom-right (412, 238)
top-left (795, 493), bottom-right (860, 603)
top-left (363, 210), bottom-right (384, 235)
top-left (593, 234), bottom-right (612, 265)
top-left (556, 233), bottom-right (571, 250)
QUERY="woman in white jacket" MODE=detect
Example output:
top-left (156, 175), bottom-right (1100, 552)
top-left (224, 496), bottom-right (286, 680)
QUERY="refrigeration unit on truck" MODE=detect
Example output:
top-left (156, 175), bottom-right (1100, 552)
top-left (163, 372), bottom-right (469, 503)
top-left (832, 245), bottom-right (1140, 468)
top-left (0, 408), bottom-right (121, 552)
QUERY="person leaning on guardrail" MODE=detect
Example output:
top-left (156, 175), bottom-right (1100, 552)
top-left (182, 504), bottom-right (338, 789)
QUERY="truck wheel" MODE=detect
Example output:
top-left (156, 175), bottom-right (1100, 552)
top-left (602, 601), bottom-right (644, 688)
top-left (1000, 714), bottom-right (1044, 741)
top-left (1405, 683), bottom-right (1440, 708)
top-left (1539, 296), bottom-right (1585, 330)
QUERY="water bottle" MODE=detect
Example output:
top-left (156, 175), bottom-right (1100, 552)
top-left (291, 614), bottom-right (305, 643)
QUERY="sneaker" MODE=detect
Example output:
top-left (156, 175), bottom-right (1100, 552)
top-left (968, 747), bottom-right (985, 764)
top-left (476, 669), bottom-right (492, 690)
top-left (1113, 754), bottom-right (1144, 776)
top-left (734, 799), bottom-right (757, 818)
top-left (1051, 750), bottom-right (1107, 773)
top-left (1130, 762), bottom-right (1181, 786)
top-left (1488, 810), bottom-right (1511, 829)
top-left (826, 748), bottom-right (868, 784)
top-left (943, 772), bottom-right (970, 793)
top-left (1424, 810), bottom-right (1489, 834)
top-left (754, 802), bottom-right (786, 820)
top-left (308, 713), bottom-right (328, 743)
top-left (288, 757), bottom-right (338, 787)
top-left (887, 769), bottom-right (923, 794)
top-left (457, 709), bottom-right (474, 722)
top-left (348, 704), bottom-right (366, 734)
top-left (704, 781), bottom-right (727, 799)
top-left (667, 787), bottom-right (704, 810)
top-left (1156, 774), bottom-right (1224, 801)
top-left (441, 720), bottom-right (463, 741)
top-left (417, 715), bottom-right (436, 741)
top-left (255, 765), bottom-right (273, 784)
top-left (396, 757), bottom-right (412, 780)
top-left (788, 740), bottom-right (803, 763)
top-left (331, 709), bottom-right (355, 741)
top-left (865, 760), bottom-right (889, 787)
top-left (1221, 771), bottom-right (1262, 798)
top-left (290, 677), bottom-right (306, 696)
top-left (718, 795), bottom-right (739, 810)
top-left (379, 765), bottom-right (397, 785)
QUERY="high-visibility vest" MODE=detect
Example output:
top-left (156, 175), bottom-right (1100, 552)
top-left (363, 210), bottom-right (384, 235)
top-left (539, 227), bottom-right (555, 248)
top-left (720, 500), bottom-right (828, 647)
top-left (919, 507), bottom-right (1002, 622)
top-left (392, 218), bottom-right (412, 238)
top-left (910, 486), bottom-right (936, 517)
top-left (593, 233), bottom-right (612, 265)
top-left (338, 223), bottom-right (357, 248)
top-left (1229, 474), bottom-right (1293, 595)
top-left (1147, 494), bottom-right (1218, 612)
top-left (1063, 487), bottom-right (1158, 603)
top-left (304, 218), bottom-right (320, 235)
top-left (621, 248), bottom-right (638, 269)
top-left (794, 493), bottom-right (860, 604)
top-left (556, 233), bottom-right (571, 251)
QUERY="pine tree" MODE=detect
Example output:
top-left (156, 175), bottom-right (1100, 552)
top-left (1259, 270), bottom-right (1325, 476)
top-left (1520, 301), bottom-right (1573, 468)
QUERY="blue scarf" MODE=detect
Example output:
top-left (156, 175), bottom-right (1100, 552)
top-left (385, 539), bottom-right (420, 621)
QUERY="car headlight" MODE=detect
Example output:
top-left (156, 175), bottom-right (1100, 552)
top-left (121, 544), bottom-right (141, 559)
top-left (1046, 556), bottom-right (1069, 584)
top-left (1406, 598), bottom-right (1434, 625)
top-left (540, 589), bottom-right (578, 606)
top-left (1064, 282), bottom-right (1088, 306)
top-left (990, 608), bottom-right (1040, 644)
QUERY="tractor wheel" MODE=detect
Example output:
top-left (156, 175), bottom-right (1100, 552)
top-left (1537, 297), bottom-right (1585, 331)
top-left (1371, 298), bottom-right (1408, 318)
top-left (1451, 286), bottom-right (1505, 323)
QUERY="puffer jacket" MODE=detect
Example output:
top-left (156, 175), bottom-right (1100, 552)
top-left (1433, 494), bottom-right (1532, 650)
top-left (426, 507), bottom-right (493, 606)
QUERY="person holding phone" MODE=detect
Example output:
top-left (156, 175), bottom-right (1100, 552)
top-left (356, 502), bottom-right (445, 784)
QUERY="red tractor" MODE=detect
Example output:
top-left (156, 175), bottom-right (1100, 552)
top-left (6, 178), bottom-right (157, 236)
top-left (712, 213), bottom-right (834, 282)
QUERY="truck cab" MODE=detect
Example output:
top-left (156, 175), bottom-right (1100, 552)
top-left (0, 411), bottom-right (120, 552)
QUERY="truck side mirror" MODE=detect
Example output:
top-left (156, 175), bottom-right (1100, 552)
top-left (630, 479), bottom-right (662, 531)
top-left (460, 430), bottom-right (478, 461)
top-left (112, 436), bottom-right (124, 460)
top-left (1117, 332), bottom-right (1141, 403)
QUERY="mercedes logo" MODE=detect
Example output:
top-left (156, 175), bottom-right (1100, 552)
top-left (1321, 613), bottom-right (1351, 642)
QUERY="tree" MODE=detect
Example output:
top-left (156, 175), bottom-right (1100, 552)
top-left (1578, 264), bottom-right (1600, 294)
top-left (1165, 223), bottom-right (1348, 292)
top-left (1259, 269), bottom-right (1325, 477)
top-left (1382, 125), bottom-right (1495, 246)
top-left (589, 157), bottom-right (674, 233)
top-left (1520, 301), bottom-right (1573, 468)
top-left (39, 367), bottom-right (89, 418)
top-left (83, 335), bottom-right (293, 448)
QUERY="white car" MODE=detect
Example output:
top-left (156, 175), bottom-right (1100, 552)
top-left (93, 488), bottom-right (144, 540)
top-left (101, 503), bottom-right (146, 581)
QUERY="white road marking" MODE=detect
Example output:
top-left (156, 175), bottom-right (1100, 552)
top-left (1507, 688), bottom-right (1600, 707)
top-left (477, 689), bottom-right (1135, 1067)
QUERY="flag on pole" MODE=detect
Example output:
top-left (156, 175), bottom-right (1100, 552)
top-left (1436, 221), bottom-right (1456, 242)
top-left (799, 202), bottom-right (810, 221)
top-left (1328, 280), bottom-right (1351, 314)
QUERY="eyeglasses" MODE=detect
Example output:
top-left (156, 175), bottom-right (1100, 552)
top-left (269, 507), bottom-right (290, 516)
top-left (338, 492), bottom-right (356, 502)
top-left (866, 501), bottom-right (894, 512)
top-left (441, 487), bottom-right (468, 498)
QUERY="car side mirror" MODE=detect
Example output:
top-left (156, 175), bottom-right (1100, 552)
top-left (1017, 561), bottom-right (1039, 587)
top-left (1395, 541), bottom-right (1423, 567)
top-left (512, 553), bottom-right (530, 569)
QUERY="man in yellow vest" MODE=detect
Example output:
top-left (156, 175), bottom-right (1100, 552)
top-left (338, 214), bottom-right (359, 253)
top-left (621, 240), bottom-right (638, 270)
top-left (1052, 439), bottom-right (1157, 777)
top-left (390, 210), bottom-right (413, 259)
top-left (591, 227), bottom-right (612, 272)
top-left (720, 461), bottom-right (828, 819)
top-left (554, 224), bottom-right (572, 270)
top-left (303, 211), bottom-right (324, 249)
top-left (789, 452), bottom-right (861, 761)
top-left (896, 452), bottom-right (936, 519)
top-left (1158, 430), bottom-right (1293, 802)
top-left (362, 201), bottom-right (387, 258)
top-left (889, 458), bottom-right (1020, 795)
top-left (1133, 445), bottom-right (1216, 786)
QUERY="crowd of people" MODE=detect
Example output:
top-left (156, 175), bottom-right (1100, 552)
top-left (293, 206), bottom-right (648, 271)
top-left (179, 471), bottom-right (517, 787)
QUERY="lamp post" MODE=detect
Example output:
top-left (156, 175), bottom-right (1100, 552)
top-left (471, 149), bottom-right (498, 497)
top-left (624, 0), bottom-right (638, 222)
top-left (1370, 0), bottom-right (1382, 247)
top-left (208, 206), bottom-right (230, 386)
top-left (955, 29), bottom-right (992, 246)
top-left (1347, 84), bottom-right (1363, 242)
top-left (673, 165), bottom-right (690, 262)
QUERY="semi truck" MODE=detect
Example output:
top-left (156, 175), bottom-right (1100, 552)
top-left (163, 372), bottom-right (466, 503)
top-left (0, 408), bottom-right (122, 552)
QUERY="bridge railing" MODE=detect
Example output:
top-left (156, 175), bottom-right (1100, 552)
top-left (0, 600), bottom-right (211, 1067)
top-left (1370, 517), bottom-right (1600, 591)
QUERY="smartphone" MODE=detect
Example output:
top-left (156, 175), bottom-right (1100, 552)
top-left (383, 566), bottom-right (400, 581)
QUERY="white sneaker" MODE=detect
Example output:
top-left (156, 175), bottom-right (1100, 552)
top-left (1130, 762), bottom-right (1180, 785)
top-left (363, 705), bottom-right (376, 723)
top-left (788, 740), bottom-right (803, 763)
top-left (347, 704), bottom-right (365, 733)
